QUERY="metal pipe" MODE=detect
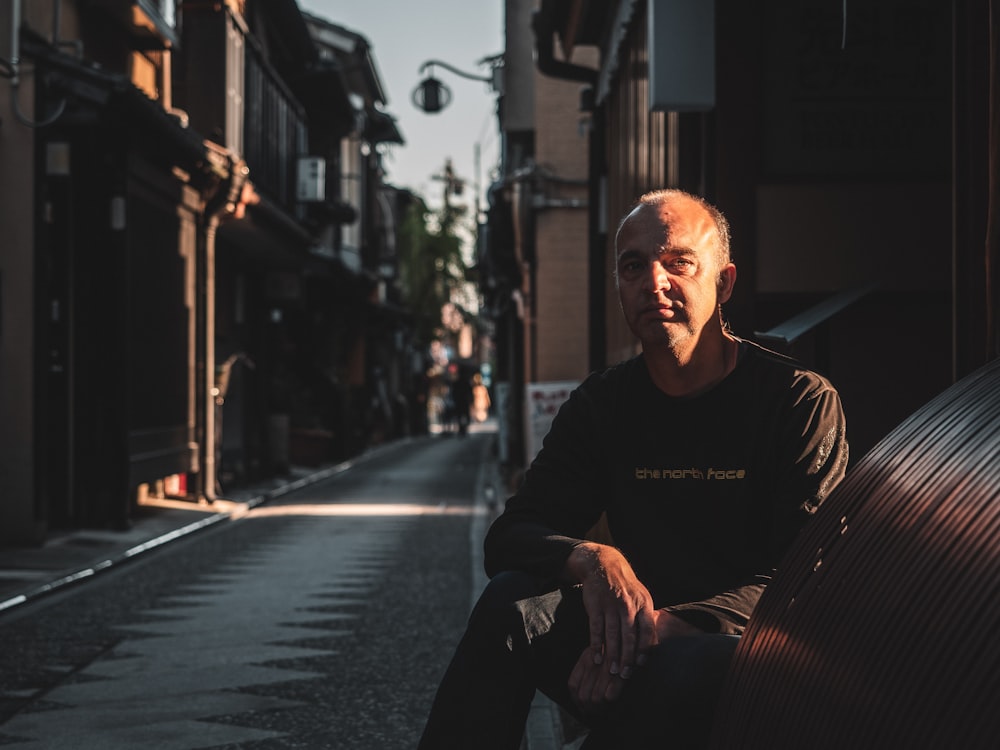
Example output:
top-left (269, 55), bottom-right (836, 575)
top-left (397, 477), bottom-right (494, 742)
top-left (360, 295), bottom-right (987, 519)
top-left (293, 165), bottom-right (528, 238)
top-left (52, 0), bottom-right (60, 45)
top-left (418, 58), bottom-right (492, 84)
top-left (10, 0), bottom-right (20, 81)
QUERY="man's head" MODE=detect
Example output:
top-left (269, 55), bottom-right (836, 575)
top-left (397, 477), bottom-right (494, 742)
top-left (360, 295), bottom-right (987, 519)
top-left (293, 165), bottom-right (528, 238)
top-left (615, 189), bottom-right (732, 279)
top-left (614, 190), bottom-right (736, 351)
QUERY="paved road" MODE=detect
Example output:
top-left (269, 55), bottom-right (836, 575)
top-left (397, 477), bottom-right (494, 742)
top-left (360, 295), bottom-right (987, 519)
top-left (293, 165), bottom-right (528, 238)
top-left (0, 433), bottom-right (495, 749)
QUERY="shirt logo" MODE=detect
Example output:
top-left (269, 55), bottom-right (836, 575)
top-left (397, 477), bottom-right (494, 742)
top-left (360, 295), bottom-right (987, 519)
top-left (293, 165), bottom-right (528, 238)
top-left (634, 467), bottom-right (746, 480)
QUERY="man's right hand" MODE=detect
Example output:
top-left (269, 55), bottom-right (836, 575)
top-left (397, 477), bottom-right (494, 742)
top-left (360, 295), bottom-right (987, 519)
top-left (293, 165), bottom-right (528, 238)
top-left (567, 644), bottom-right (626, 714)
top-left (564, 542), bottom-right (657, 688)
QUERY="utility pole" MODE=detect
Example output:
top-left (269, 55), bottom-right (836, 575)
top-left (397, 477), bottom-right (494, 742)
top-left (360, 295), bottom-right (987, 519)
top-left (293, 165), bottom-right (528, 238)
top-left (432, 158), bottom-right (465, 211)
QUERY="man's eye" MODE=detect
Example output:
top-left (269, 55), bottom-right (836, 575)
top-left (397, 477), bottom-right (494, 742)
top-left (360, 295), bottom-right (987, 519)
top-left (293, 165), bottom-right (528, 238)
top-left (668, 258), bottom-right (694, 271)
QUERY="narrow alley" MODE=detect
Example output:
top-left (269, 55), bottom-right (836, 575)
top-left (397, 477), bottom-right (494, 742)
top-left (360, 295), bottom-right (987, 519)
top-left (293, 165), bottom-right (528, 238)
top-left (0, 430), bottom-right (508, 749)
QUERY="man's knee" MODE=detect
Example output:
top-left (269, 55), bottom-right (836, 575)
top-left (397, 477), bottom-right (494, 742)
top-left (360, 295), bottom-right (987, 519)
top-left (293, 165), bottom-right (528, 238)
top-left (640, 634), bottom-right (739, 718)
top-left (644, 634), bottom-right (739, 703)
top-left (580, 634), bottom-right (739, 748)
top-left (594, 633), bottom-right (738, 748)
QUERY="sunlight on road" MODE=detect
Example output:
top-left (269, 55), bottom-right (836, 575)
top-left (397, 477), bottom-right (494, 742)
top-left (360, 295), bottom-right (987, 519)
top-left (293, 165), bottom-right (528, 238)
top-left (239, 503), bottom-right (487, 518)
top-left (137, 488), bottom-right (490, 522)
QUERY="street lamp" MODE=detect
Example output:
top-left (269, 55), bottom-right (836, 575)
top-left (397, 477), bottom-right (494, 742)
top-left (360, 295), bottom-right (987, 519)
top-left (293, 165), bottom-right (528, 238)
top-left (411, 58), bottom-right (502, 114)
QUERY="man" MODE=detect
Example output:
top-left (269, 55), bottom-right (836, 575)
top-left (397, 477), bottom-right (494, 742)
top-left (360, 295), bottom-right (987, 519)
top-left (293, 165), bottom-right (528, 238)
top-left (418, 190), bottom-right (849, 749)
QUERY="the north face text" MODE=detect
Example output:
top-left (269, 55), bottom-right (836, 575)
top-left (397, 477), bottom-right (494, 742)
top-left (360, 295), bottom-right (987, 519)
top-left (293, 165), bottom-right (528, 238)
top-left (634, 467), bottom-right (746, 480)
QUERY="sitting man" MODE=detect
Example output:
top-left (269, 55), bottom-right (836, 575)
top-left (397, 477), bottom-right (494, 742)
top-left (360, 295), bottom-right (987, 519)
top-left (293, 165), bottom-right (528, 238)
top-left (418, 189), bottom-right (849, 749)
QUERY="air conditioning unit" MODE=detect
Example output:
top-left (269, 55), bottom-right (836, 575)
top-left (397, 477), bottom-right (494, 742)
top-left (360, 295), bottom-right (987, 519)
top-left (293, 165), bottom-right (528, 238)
top-left (296, 156), bottom-right (326, 202)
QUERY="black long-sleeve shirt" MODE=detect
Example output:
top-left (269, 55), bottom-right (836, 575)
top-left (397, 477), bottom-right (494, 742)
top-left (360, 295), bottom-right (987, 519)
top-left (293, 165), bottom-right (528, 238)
top-left (484, 341), bottom-right (849, 634)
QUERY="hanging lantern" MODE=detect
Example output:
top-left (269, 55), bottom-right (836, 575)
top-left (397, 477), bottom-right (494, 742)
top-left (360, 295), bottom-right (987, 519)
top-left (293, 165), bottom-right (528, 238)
top-left (412, 75), bottom-right (452, 114)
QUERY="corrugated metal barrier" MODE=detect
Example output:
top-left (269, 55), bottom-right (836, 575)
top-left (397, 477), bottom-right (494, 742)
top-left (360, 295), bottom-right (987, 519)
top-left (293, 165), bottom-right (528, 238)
top-left (710, 357), bottom-right (1000, 749)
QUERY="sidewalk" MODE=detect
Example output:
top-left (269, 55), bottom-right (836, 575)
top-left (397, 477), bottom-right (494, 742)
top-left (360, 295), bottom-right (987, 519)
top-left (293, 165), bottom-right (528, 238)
top-left (0, 462), bottom-right (359, 615)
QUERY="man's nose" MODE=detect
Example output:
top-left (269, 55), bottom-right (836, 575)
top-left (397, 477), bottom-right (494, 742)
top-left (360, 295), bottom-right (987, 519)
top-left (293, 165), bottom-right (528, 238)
top-left (643, 260), bottom-right (670, 292)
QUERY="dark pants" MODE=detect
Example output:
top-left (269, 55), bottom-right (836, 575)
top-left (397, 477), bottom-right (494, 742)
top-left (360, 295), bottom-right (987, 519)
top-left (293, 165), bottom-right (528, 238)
top-left (418, 571), bottom-right (739, 750)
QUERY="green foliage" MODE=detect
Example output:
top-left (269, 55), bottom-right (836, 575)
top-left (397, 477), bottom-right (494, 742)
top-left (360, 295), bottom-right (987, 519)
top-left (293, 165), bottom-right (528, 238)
top-left (396, 195), bottom-right (469, 346)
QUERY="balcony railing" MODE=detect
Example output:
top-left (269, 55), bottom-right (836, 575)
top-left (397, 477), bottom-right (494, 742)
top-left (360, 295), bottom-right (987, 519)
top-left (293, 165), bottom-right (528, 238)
top-left (242, 39), bottom-right (308, 216)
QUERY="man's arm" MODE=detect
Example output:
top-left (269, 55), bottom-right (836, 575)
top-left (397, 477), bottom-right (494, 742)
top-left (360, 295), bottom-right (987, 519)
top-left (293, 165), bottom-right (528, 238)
top-left (565, 542), bottom-right (656, 678)
top-left (484, 375), bottom-right (614, 579)
top-left (481, 402), bottom-right (623, 711)
top-left (563, 542), bottom-right (702, 711)
top-left (563, 368), bottom-right (849, 710)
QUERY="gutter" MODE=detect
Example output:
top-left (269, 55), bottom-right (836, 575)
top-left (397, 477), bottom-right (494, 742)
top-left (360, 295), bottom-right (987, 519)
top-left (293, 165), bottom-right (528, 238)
top-left (531, 2), bottom-right (598, 85)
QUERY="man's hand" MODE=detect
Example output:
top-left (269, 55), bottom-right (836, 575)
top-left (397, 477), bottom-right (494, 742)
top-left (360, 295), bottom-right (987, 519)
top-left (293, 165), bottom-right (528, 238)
top-left (566, 607), bottom-right (705, 715)
top-left (564, 542), bottom-right (657, 687)
top-left (567, 644), bottom-right (626, 714)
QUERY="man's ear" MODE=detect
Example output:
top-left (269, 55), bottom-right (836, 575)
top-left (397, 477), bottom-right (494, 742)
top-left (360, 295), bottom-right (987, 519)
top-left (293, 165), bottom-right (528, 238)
top-left (717, 263), bottom-right (737, 303)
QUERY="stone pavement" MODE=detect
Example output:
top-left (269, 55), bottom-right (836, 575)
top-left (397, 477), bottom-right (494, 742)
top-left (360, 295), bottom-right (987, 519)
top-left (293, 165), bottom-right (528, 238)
top-left (0, 426), bottom-right (578, 750)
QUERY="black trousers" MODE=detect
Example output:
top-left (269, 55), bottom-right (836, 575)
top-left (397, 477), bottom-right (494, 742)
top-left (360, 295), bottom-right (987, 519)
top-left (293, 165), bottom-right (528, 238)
top-left (418, 571), bottom-right (739, 750)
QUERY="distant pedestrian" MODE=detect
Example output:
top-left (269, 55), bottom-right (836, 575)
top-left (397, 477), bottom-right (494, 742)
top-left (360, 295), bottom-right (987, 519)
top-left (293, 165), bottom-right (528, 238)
top-left (471, 373), bottom-right (491, 422)
top-left (449, 364), bottom-right (474, 436)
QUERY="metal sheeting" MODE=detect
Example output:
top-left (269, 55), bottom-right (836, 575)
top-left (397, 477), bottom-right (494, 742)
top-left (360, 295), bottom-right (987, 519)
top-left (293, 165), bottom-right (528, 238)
top-left (710, 357), bottom-right (1000, 750)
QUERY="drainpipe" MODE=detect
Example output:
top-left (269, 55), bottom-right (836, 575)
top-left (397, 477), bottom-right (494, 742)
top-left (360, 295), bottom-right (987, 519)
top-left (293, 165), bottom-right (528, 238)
top-left (9, 0), bottom-right (19, 72)
top-left (7, 0), bottom-right (69, 127)
top-left (989, 0), bottom-right (999, 361)
top-left (196, 149), bottom-right (248, 501)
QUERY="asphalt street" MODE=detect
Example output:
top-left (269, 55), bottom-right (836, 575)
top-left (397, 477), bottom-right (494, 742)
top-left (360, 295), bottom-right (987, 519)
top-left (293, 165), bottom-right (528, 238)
top-left (0, 432), bottom-right (511, 749)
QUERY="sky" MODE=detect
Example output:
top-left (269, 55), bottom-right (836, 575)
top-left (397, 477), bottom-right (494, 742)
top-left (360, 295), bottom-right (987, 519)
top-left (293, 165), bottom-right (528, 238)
top-left (298, 1), bottom-right (505, 215)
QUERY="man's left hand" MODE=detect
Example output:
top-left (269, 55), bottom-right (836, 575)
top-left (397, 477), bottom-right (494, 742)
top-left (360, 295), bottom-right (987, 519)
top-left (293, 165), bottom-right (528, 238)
top-left (564, 543), bottom-right (657, 686)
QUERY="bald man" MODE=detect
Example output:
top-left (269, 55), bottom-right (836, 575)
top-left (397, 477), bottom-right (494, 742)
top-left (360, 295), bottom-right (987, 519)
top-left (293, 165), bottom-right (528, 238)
top-left (419, 190), bottom-right (849, 749)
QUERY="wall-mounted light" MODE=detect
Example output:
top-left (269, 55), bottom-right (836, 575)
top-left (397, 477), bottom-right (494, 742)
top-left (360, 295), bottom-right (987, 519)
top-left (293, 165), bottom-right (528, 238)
top-left (412, 74), bottom-right (452, 113)
top-left (411, 59), bottom-right (497, 114)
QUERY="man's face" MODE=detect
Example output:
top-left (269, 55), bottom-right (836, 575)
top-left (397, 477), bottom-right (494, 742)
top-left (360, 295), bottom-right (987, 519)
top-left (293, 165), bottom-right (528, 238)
top-left (615, 197), bottom-right (734, 350)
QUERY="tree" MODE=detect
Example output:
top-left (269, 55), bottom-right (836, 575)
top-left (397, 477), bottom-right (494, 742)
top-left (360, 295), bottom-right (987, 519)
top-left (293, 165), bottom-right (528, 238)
top-left (396, 193), bottom-right (470, 347)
